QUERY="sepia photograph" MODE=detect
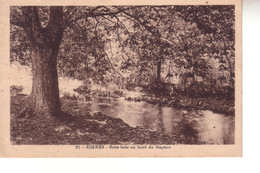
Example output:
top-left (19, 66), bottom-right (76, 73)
top-left (0, 0), bottom-right (242, 157)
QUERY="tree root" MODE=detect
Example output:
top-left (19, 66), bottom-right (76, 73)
top-left (11, 106), bottom-right (34, 120)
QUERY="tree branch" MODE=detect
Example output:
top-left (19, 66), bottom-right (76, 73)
top-left (64, 6), bottom-right (124, 29)
top-left (47, 6), bottom-right (64, 30)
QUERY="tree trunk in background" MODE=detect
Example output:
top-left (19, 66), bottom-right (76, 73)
top-left (156, 59), bottom-right (161, 82)
top-left (222, 39), bottom-right (235, 88)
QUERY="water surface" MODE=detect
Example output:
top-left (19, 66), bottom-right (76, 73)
top-left (77, 96), bottom-right (234, 144)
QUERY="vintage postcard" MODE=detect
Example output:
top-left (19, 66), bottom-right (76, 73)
top-left (0, 0), bottom-right (242, 157)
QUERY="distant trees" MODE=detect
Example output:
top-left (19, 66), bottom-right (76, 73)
top-left (175, 6), bottom-right (235, 87)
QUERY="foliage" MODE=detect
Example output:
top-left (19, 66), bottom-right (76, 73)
top-left (10, 6), bottom-right (235, 99)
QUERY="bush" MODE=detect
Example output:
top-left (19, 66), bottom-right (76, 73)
top-left (181, 82), bottom-right (234, 99)
top-left (144, 81), bottom-right (169, 96)
top-left (73, 85), bottom-right (91, 95)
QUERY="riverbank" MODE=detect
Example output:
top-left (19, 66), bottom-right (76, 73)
top-left (73, 85), bottom-right (234, 115)
top-left (11, 95), bottom-right (203, 145)
top-left (125, 94), bottom-right (234, 116)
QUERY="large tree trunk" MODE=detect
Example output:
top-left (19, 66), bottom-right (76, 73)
top-left (29, 43), bottom-right (62, 118)
top-left (21, 7), bottom-right (65, 118)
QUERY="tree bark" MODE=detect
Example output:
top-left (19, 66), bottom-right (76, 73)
top-left (223, 41), bottom-right (235, 87)
top-left (21, 7), bottom-right (65, 118)
top-left (156, 59), bottom-right (161, 82)
top-left (29, 43), bottom-right (62, 118)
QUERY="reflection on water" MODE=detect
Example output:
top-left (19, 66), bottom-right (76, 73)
top-left (77, 96), bottom-right (235, 144)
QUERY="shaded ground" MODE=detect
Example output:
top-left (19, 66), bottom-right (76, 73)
top-left (11, 95), bottom-right (203, 145)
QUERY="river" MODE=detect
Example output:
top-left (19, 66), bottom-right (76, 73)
top-left (77, 96), bottom-right (235, 144)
